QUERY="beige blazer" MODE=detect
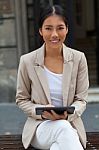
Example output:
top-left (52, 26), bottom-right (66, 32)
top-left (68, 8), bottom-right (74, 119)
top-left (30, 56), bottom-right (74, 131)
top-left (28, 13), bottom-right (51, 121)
top-left (16, 44), bottom-right (89, 149)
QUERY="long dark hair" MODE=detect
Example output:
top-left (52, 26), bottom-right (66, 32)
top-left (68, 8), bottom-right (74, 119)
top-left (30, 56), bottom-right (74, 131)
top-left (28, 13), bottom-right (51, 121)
top-left (39, 5), bottom-right (68, 28)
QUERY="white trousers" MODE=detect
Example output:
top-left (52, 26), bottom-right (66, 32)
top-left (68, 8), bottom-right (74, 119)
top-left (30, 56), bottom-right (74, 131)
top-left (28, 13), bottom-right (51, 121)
top-left (31, 120), bottom-right (84, 150)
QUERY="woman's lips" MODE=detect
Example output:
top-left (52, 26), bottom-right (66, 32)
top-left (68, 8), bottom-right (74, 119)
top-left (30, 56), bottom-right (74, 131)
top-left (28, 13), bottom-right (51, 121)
top-left (50, 39), bottom-right (60, 43)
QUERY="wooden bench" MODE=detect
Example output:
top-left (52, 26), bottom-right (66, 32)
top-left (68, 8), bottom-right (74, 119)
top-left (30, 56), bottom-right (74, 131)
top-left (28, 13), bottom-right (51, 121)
top-left (0, 132), bottom-right (99, 150)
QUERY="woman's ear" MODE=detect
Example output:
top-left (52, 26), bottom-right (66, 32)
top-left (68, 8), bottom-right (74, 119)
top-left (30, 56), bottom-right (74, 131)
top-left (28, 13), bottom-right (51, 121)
top-left (39, 28), bottom-right (42, 36)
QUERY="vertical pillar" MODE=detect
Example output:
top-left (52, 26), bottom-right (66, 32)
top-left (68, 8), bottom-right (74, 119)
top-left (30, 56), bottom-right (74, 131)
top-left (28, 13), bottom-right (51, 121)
top-left (85, 0), bottom-right (95, 31)
top-left (15, 0), bottom-right (29, 59)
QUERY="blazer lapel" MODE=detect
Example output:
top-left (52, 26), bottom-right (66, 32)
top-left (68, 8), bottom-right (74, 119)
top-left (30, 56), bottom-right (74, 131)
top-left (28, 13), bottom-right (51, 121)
top-left (34, 45), bottom-right (51, 104)
top-left (62, 45), bottom-right (73, 106)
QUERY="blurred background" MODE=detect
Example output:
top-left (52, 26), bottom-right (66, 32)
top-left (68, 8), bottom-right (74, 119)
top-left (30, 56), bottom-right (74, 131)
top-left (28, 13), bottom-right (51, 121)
top-left (0, 0), bottom-right (99, 135)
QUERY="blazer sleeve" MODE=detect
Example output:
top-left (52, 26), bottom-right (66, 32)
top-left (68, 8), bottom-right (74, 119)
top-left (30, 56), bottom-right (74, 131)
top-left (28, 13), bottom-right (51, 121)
top-left (68, 53), bottom-right (89, 122)
top-left (16, 56), bottom-right (45, 120)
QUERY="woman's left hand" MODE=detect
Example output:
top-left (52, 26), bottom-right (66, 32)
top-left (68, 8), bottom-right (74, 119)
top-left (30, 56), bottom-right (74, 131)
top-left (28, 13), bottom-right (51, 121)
top-left (42, 110), bottom-right (68, 121)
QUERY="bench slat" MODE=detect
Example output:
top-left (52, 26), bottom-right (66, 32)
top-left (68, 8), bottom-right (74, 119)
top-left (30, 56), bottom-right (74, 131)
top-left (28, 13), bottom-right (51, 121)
top-left (0, 133), bottom-right (99, 150)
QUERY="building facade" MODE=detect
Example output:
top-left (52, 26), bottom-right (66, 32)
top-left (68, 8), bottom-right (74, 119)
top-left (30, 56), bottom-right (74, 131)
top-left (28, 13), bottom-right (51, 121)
top-left (0, 0), bottom-right (99, 103)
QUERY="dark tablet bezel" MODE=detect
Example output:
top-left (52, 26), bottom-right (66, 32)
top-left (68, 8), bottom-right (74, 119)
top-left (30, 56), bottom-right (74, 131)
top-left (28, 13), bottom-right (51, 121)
top-left (35, 106), bottom-right (75, 115)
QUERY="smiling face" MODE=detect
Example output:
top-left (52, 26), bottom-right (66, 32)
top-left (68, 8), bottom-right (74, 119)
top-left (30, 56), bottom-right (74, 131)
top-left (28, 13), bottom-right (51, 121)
top-left (39, 15), bottom-right (68, 50)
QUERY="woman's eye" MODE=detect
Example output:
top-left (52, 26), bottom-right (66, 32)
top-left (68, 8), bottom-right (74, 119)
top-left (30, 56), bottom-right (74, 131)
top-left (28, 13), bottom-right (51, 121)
top-left (58, 27), bottom-right (65, 30)
top-left (45, 28), bottom-right (51, 30)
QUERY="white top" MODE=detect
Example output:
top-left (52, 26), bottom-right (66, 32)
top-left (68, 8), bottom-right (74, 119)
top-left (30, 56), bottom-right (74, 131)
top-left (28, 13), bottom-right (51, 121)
top-left (44, 66), bottom-right (63, 107)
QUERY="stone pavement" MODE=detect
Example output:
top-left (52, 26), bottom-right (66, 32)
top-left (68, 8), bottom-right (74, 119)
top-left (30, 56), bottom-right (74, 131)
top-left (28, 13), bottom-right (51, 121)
top-left (0, 102), bottom-right (99, 135)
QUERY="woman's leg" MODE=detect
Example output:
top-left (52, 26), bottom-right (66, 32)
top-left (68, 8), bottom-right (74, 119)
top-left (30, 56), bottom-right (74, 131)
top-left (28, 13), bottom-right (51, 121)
top-left (50, 142), bottom-right (59, 150)
top-left (31, 120), bottom-right (84, 150)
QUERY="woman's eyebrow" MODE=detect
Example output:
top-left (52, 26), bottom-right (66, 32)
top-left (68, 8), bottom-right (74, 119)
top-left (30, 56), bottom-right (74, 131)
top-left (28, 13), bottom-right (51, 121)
top-left (58, 24), bottom-right (66, 27)
top-left (44, 24), bottom-right (65, 27)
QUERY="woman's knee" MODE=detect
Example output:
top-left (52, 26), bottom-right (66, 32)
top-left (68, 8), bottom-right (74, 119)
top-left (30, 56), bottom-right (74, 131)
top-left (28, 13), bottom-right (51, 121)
top-left (54, 120), bottom-right (72, 131)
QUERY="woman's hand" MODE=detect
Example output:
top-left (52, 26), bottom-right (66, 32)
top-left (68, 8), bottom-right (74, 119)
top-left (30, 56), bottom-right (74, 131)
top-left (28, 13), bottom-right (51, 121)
top-left (42, 110), bottom-right (68, 121)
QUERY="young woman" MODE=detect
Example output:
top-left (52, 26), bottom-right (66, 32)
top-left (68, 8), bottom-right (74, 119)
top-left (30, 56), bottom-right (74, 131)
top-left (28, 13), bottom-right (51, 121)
top-left (16, 5), bottom-right (89, 150)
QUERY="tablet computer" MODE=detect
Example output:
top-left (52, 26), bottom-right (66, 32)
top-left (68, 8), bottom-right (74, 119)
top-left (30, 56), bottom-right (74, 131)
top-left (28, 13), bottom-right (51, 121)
top-left (35, 106), bottom-right (75, 115)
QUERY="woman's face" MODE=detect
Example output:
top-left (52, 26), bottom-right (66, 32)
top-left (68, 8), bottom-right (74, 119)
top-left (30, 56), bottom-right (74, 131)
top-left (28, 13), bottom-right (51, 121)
top-left (39, 15), bottom-right (68, 50)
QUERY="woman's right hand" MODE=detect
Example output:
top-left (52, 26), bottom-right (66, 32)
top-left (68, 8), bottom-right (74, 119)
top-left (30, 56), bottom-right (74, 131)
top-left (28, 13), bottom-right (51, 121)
top-left (41, 105), bottom-right (68, 121)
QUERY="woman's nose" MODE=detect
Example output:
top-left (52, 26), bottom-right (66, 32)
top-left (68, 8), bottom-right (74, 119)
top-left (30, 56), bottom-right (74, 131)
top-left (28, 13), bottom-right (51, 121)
top-left (51, 29), bottom-right (58, 37)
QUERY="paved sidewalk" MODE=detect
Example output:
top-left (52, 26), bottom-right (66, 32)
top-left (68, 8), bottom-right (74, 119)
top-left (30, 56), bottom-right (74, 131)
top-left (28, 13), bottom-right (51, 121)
top-left (0, 102), bottom-right (99, 135)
